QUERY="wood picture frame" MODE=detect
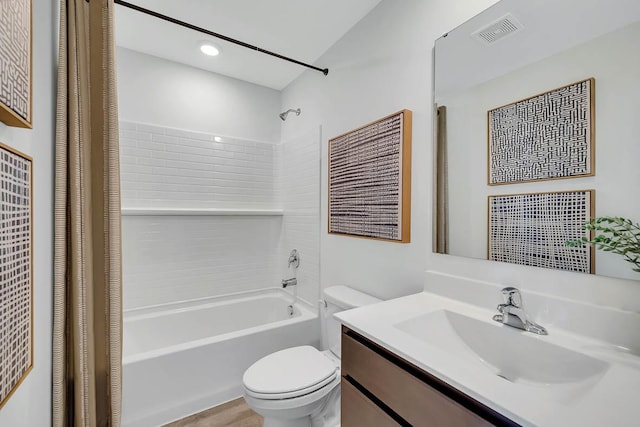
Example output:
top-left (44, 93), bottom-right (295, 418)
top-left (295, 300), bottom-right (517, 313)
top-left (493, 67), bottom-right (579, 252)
top-left (488, 78), bottom-right (594, 185)
top-left (0, 0), bottom-right (33, 128)
top-left (328, 110), bottom-right (412, 243)
top-left (488, 189), bottom-right (595, 274)
top-left (0, 142), bottom-right (33, 409)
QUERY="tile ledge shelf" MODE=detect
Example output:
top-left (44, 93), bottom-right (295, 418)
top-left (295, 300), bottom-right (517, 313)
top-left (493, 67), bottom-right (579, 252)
top-left (121, 208), bottom-right (284, 216)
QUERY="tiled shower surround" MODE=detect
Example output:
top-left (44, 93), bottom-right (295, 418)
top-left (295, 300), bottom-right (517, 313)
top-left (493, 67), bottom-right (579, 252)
top-left (119, 121), bottom-right (278, 209)
top-left (120, 121), bottom-right (320, 310)
top-left (278, 128), bottom-right (321, 307)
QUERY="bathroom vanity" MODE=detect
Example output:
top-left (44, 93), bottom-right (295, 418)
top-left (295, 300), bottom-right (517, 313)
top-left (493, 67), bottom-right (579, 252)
top-left (335, 275), bottom-right (640, 427)
top-left (335, 0), bottom-right (640, 422)
top-left (341, 326), bottom-right (516, 426)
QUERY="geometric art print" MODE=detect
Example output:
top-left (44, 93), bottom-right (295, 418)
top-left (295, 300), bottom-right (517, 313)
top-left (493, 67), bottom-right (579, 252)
top-left (488, 78), bottom-right (594, 185)
top-left (0, 142), bottom-right (32, 409)
top-left (0, 0), bottom-right (32, 128)
top-left (488, 190), bottom-right (594, 273)
top-left (329, 110), bottom-right (412, 242)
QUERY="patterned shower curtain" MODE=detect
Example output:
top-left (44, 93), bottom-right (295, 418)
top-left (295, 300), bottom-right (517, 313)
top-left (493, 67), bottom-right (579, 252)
top-left (53, 0), bottom-right (123, 425)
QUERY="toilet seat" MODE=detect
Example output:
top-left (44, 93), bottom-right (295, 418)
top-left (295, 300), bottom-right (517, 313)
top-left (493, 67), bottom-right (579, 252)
top-left (243, 346), bottom-right (338, 400)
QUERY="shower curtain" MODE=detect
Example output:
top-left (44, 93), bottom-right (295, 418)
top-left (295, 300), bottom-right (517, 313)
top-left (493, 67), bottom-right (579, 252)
top-left (435, 106), bottom-right (449, 254)
top-left (53, 0), bottom-right (123, 425)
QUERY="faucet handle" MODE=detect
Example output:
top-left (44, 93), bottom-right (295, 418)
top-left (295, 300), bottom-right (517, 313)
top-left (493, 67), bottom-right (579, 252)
top-left (288, 249), bottom-right (300, 268)
top-left (500, 287), bottom-right (522, 307)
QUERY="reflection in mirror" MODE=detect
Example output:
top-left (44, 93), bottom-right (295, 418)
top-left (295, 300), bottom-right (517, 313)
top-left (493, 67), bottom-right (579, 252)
top-left (433, 0), bottom-right (640, 280)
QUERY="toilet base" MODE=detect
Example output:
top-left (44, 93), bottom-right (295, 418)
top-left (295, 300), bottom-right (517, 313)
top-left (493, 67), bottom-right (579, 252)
top-left (246, 379), bottom-right (340, 427)
top-left (263, 416), bottom-right (340, 427)
top-left (263, 417), bottom-right (311, 427)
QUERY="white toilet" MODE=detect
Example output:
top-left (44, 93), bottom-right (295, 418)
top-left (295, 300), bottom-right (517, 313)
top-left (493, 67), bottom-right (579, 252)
top-left (242, 285), bottom-right (381, 427)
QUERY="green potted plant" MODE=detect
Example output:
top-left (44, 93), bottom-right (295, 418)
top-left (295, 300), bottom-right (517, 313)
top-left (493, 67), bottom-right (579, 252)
top-left (567, 216), bottom-right (640, 273)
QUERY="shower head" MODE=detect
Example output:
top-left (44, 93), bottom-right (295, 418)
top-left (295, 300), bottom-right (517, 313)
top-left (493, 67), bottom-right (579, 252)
top-left (279, 108), bottom-right (301, 121)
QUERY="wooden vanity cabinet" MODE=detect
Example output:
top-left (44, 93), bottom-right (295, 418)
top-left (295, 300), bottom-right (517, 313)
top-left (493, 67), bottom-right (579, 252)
top-left (341, 326), bottom-right (520, 427)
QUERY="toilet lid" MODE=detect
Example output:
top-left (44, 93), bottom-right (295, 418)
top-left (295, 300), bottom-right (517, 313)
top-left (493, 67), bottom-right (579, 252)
top-left (243, 346), bottom-right (337, 397)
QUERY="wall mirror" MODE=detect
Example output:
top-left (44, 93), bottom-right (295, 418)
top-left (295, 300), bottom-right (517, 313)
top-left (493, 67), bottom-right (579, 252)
top-left (433, 0), bottom-right (640, 280)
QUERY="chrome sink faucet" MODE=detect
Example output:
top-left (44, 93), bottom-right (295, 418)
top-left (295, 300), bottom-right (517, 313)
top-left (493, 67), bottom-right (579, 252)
top-left (492, 287), bottom-right (547, 335)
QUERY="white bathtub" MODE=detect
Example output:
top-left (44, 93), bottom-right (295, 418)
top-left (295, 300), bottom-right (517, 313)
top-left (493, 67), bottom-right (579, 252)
top-left (121, 288), bottom-right (319, 427)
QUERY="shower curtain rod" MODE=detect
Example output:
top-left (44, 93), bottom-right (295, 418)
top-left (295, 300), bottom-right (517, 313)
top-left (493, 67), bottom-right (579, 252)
top-left (101, 0), bottom-right (330, 76)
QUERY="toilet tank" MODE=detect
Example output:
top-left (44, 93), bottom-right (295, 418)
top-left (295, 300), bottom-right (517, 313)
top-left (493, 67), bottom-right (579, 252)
top-left (323, 286), bottom-right (381, 358)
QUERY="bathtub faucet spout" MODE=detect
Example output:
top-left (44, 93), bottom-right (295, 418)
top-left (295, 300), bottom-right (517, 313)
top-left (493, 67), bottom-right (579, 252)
top-left (282, 278), bottom-right (297, 288)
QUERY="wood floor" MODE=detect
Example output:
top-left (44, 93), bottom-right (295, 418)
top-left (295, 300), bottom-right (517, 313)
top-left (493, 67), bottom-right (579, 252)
top-left (164, 398), bottom-right (263, 427)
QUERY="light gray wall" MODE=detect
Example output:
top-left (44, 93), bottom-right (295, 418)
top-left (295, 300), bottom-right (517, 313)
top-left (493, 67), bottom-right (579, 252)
top-left (116, 47), bottom-right (282, 143)
top-left (281, 0), bottom-right (501, 300)
top-left (276, 128), bottom-right (322, 310)
top-left (118, 121), bottom-right (279, 210)
top-left (115, 50), bottom-right (321, 312)
top-left (118, 121), bottom-right (282, 310)
top-left (116, 50), bottom-right (285, 310)
top-left (281, 0), bottom-right (640, 308)
top-left (0, 0), bottom-right (56, 425)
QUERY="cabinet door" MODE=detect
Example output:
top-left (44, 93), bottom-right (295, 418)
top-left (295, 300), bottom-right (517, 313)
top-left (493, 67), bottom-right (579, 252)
top-left (343, 330), bottom-right (499, 427)
top-left (342, 379), bottom-right (401, 427)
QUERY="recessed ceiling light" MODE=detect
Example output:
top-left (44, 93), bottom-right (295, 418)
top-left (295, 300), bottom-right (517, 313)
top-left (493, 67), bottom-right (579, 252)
top-left (199, 41), bottom-right (221, 57)
top-left (214, 136), bottom-right (223, 142)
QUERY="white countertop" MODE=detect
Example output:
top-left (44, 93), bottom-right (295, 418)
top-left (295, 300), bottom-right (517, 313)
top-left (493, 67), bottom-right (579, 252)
top-left (335, 291), bottom-right (640, 426)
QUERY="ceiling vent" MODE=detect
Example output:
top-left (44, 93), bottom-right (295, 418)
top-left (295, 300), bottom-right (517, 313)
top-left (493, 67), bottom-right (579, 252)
top-left (471, 13), bottom-right (523, 45)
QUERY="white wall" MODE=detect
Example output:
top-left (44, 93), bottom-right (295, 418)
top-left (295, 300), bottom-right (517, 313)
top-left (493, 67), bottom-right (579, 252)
top-left (121, 214), bottom-right (282, 309)
top-left (281, 0), bottom-right (640, 308)
top-left (119, 121), bottom-right (279, 209)
top-left (281, 0), bottom-right (501, 300)
top-left (119, 120), bottom-right (282, 309)
top-left (445, 22), bottom-right (640, 280)
top-left (117, 47), bottom-right (281, 143)
top-left (277, 127), bottom-right (322, 307)
top-left (117, 50), bottom-right (321, 311)
top-left (117, 50), bottom-right (285, 309)
top-left (0, 0), bottom-right (55, 425)
top-left (117, 48), bottom-right (282, 309)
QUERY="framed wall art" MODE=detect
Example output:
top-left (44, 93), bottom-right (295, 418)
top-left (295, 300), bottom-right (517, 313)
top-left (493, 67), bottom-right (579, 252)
top-left (328, 110), bottom-right (412, 242)
top-left (488, 190), bottom-right (594, 273)
top-left (0, 0), bottom-right (32, 128)
top-left (0, 142), bottom-right (33, 409)
top-left (488, 78), bottom-right (594, 185)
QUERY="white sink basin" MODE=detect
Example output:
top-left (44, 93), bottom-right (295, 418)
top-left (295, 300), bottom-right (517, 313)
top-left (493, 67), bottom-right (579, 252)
top-left (395, 310), bottom-right (609, 385)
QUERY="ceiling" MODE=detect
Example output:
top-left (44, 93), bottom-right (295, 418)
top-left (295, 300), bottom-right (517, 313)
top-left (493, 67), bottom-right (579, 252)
top-left (435, 0), bottom-right (640, 100)
top-left (115, 0), bottom-right (383, 90)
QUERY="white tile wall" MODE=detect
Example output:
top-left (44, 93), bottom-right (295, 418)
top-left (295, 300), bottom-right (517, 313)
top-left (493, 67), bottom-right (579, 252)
top-left (122, 215), bottom-right (282, 309)
top-left (278, 128), bottom-right (322, 307)
top-left (119, 121), bottom-right (279, 209)
top-left (120, 121), bottom-right (321, 311)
